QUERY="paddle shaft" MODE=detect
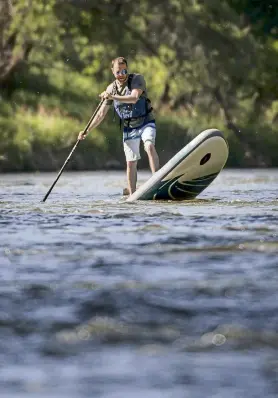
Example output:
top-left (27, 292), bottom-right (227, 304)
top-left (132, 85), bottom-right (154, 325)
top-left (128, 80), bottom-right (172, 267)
top-left (42, 99), bottom-right (104, 202)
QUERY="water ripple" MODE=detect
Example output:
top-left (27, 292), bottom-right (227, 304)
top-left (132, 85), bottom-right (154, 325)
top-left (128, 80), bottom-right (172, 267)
top-left (0, 170), bottom-right (278, 398)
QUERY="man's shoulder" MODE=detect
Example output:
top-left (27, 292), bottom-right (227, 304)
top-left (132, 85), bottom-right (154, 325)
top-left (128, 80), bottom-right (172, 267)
top-left (106, 82), bottom-right (115, 93)
top-left (129, 73), bottom-right (146, 89)
top-left (104, 82), bottom-right (116, 106)
top-left (130, 73), bottom-right (145, 80)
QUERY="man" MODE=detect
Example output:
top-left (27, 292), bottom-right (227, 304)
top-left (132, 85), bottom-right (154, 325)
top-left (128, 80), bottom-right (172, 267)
top-left (78, 56), bottom-right (159, 195)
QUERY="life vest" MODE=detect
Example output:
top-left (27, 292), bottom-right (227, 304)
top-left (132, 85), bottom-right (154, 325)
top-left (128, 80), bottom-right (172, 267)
top-left (112, 74), bottom-right (153, 127)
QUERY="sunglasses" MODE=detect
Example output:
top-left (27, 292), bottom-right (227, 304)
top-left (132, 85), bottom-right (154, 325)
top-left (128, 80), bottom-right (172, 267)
top-left (116, 69), bottom-right (128, 76)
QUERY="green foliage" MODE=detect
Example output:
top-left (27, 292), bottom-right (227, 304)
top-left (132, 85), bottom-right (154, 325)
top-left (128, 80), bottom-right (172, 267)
top-left (227, 0), bottom-right (278, 38)
top-left (0, 0), bottom-right (278, 171)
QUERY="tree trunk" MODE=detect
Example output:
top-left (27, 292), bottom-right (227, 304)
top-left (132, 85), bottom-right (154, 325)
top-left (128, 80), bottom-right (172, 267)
top-left (0, 31), bottom-right (33, 89)
top-left (159, 81), bottom-right (170, 106)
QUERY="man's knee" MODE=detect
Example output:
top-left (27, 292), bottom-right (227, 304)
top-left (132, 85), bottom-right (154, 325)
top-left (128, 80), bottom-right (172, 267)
top-left (144, 140), bottom-right (155, 154)
top-left (126, 160), bottom-right (137, 169)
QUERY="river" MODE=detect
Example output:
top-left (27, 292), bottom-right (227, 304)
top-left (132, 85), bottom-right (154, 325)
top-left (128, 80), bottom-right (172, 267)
top-left (0, 169), bottom-right (278, 398)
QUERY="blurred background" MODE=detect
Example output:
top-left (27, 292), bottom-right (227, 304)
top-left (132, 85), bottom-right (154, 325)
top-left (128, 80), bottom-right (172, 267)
top-left (0, 0), bottom-right (277, 172)
top-left (1, 3), bottom-right (278, 398)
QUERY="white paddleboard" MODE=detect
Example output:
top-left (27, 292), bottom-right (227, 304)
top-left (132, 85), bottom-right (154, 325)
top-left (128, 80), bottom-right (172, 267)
top-left (126, 128), bottom-right (229, 202)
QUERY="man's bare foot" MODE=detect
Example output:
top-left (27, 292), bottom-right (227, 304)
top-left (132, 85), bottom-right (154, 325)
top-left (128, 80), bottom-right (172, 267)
top-left (122, 186), bottom-right (140, 195)
top-left (122, 187), bottom-right (129, 196)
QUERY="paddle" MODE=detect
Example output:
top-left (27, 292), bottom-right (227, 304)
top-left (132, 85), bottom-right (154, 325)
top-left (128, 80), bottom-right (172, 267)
top-left (42, 99), bottom-right (105, 202)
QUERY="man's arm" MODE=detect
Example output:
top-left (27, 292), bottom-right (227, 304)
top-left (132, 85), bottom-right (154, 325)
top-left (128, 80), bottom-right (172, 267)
top-left (110, 88), bottom-right (143, 104)
top-left (87, 102), bottom-right (110, 130)
top-left (78, 102), bottom-right (110, 140)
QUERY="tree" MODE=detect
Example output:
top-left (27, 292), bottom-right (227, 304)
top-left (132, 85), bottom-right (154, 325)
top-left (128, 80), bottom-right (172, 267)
top-left (0, 0), bottom-right (60, 89)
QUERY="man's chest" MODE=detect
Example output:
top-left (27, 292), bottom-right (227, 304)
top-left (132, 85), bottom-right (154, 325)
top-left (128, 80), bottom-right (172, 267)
top-left (114, 82), bottom-right (129, 95)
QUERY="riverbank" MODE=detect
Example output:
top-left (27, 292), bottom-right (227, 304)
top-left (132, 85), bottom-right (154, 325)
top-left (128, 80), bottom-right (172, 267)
top-left (1, 68), bottom-right (276, 172)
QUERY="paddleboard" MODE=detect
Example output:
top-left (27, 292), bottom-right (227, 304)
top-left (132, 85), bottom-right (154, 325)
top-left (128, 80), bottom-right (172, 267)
top-left (126, 128), bottom-right (229, 202)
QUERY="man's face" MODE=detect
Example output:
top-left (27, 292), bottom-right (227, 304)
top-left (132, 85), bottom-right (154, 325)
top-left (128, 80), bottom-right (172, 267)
top-left (112, 62), bottom-right (128, 84)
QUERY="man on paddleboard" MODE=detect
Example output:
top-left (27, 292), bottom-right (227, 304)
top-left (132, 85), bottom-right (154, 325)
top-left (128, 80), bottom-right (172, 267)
top-left (78, 56), bottom-right (159, 195)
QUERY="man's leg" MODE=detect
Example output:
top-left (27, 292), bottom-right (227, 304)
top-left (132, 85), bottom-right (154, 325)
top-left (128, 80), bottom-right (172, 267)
top-left (141, 123), bottom-right (159, 173)
top-left (144, 141), bottom-right (159, 173)
top-left (123, 138), bottom-right (141, 195)
top-left (126, 160), bottom-right (137, 194)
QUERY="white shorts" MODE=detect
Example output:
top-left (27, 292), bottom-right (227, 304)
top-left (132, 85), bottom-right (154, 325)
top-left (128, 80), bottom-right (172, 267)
top-left (123, 122), bottom-right (156, 161)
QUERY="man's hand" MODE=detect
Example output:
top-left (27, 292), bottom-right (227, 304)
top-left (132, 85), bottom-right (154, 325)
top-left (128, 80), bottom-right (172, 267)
top-left (78, 130), bottom-right (87, 140)
top-left (99, 91), bottom-right (112, 100)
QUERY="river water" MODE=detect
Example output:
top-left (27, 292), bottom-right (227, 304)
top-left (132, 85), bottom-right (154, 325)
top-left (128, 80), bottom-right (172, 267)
top-left (0, 169), bottom-right (278, 398)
